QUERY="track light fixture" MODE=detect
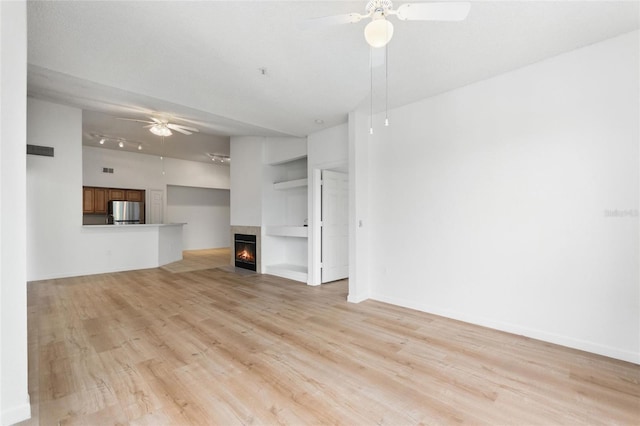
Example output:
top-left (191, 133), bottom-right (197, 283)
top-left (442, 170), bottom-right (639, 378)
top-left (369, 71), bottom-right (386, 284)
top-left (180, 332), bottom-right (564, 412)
top-left (90, 133), bottom-right (142, 152)
top-left (206, 153), bottom-right (231, 164)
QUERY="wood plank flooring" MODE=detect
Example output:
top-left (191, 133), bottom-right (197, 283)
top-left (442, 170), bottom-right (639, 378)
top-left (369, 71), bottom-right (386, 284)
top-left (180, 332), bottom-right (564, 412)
top-left (21, 249), bottom-right (640, 425)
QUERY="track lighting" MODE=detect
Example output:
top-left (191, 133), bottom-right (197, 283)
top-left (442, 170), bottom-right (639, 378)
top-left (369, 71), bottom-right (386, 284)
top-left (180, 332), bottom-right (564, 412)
top-left (206, 153), bottom-right (231, 164)
top-left (91, 133), bottom-right (146, 152)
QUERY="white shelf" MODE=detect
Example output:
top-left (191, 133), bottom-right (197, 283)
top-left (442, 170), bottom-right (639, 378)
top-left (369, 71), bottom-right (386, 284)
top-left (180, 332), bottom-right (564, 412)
top-left (265, 226), bottom-right (308, 238)
top-left (273, 178), bottom-right (308, 190)
top-left (265, 263), bottom-right (307, 282)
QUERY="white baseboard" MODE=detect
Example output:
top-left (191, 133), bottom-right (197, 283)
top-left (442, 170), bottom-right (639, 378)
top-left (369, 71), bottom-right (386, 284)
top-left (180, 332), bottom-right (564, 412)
top-left (347, 292), bottom-right (369, 303)
top-left (372, 292), bottom-right (639, 365)
top-left (2, 395), bottom-right (31, 426)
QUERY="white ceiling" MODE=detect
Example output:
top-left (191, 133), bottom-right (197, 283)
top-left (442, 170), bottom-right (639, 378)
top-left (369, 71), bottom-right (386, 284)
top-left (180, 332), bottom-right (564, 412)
top-left (27, 1), bottom-right (639, 162)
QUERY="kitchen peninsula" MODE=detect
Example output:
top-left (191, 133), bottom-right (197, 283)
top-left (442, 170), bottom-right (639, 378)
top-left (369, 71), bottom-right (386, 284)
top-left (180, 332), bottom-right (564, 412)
top-left (81, 223), bottom-right (185, 272)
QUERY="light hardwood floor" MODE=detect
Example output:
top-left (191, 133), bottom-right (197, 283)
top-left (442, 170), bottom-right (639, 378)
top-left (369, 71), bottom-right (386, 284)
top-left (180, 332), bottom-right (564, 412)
top-left (21, 249), bottom-right (639, 425)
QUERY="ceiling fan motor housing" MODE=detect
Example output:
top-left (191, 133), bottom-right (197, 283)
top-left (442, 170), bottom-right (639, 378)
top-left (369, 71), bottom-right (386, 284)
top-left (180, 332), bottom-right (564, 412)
top-left (366, 0), bottom-right (393, 17)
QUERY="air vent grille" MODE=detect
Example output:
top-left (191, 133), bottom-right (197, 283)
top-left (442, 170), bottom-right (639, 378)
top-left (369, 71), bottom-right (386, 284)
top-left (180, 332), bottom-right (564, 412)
top-left (27, 144), bottom-right (54, 157)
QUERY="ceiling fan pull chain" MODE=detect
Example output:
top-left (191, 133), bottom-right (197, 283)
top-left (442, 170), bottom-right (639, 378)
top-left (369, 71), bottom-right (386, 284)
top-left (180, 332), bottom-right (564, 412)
top-left (385, 42), bottom-right (389, 127)
top-left (370, 46), bottom-right (374, 135)
top-left (161, 135), bottom-right (166, 176)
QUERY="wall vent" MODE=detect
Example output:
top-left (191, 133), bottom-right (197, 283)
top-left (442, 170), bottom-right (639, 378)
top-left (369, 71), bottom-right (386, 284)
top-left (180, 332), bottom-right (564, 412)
top-left (102, 167), bottom-right (114, 174)
top-left (26, 144), bottom-right (54, 157)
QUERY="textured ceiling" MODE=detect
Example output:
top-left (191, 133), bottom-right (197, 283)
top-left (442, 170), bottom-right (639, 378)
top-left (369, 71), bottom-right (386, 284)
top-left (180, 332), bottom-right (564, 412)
top-left (27, 1), bottom-right (639, 161)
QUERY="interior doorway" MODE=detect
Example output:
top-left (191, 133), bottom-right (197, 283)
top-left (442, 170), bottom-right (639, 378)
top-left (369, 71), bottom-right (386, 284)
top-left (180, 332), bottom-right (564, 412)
top-left (149, 189), bottom-right (164, 224)
top-left (321, 170), bottom-right (349, 283)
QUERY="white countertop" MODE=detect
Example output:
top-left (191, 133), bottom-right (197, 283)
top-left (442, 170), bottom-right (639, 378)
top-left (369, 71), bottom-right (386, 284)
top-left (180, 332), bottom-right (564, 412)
top-left (82, 223), bottom-right (186, 229)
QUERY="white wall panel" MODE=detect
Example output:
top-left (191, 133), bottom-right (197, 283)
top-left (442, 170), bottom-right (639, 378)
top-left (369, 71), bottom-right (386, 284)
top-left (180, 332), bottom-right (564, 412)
top-left (365, 31), bottom-right (639, 363)
top-left (0, 1), bottom-right (30, 423)
top-left (230, 136), bottom-right (264, 226)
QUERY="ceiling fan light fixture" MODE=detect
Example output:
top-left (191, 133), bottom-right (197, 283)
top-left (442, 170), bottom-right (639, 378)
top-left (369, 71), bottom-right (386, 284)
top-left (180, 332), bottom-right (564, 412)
top-left (364, 18), bottom-right (394, 48)
top-left (150, 124), bottom-right (172, 137)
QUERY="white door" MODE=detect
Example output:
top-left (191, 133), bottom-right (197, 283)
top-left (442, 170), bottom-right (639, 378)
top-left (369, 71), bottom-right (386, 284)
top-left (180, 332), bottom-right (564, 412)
top-left (149, 189), bottom-right (164, 224)
top-left (321, 170), bottom-right (349, 283)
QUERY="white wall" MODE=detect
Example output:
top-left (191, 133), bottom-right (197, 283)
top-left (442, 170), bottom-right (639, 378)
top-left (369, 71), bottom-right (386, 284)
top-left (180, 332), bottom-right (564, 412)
top-left (0, 2), bottom-right (30, 424)
top-left (308, 123), bottom-right (348, 170)
top-left (364, 31), bottom-right (639, 363)
top-left (348, 108), bottom-right (371, 302)
top-left (167, 185), bottom-right (230, 250)
top-left (83, 146), bottom-right (229, 191)
top-left (263, 137), bottom-right (307, 165)
top-left (230, 136), bottom-right (264, 226)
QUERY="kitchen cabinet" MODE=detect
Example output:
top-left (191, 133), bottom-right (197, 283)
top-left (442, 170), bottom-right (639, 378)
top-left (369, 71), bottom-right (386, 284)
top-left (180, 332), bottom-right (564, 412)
top-left (109, 189), bottom-right (125, 200)
top-left (94, 188), bottom-right (107, 214)
top-left (83, 186), bottom-right (146, 223)
top-left (83, 187), bottom-right (108, 214)
top-left (83, 187), bottom-right (95, 213)
top-left (125, 190), bottom-right (143, 202)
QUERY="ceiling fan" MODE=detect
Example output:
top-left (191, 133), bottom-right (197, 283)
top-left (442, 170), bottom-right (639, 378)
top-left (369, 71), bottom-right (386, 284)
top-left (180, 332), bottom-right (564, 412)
top-left (308, 0), bottom-right (471, 47)
top-left (117, 117), bottom-right (199, 137)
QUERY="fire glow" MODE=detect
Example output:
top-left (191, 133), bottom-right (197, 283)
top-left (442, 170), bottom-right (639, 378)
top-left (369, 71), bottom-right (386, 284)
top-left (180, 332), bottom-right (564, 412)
top-left (236, 248), bottom-right (255, 263)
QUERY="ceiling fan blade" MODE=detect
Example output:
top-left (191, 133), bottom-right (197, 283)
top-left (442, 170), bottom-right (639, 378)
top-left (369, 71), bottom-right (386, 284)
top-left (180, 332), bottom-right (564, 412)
top-left (169, 127), bottom-right (193, 136)
top-left (116, 117), bottom-right (154, 124)
top-left (395, 2), bottom-right (470, 21)
top-left (149, 117), bottom-right (164, 124)
top-left (167, 123), bottom-right (199, 133)
top-left (302, 12), bottom-right (366, 30)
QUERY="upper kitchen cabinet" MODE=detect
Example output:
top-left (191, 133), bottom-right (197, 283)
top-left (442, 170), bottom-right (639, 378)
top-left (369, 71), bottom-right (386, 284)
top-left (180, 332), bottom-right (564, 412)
top-left (94, 187), bottom-right (107, 213)
top-left (83, 187), bottom-right (95, 213)
top-left (109, 188), bottom-right (125, 200)
top-left (83, 187), bottom-right (107, 214)
top-left (125, 190), bottom-right (143, 202)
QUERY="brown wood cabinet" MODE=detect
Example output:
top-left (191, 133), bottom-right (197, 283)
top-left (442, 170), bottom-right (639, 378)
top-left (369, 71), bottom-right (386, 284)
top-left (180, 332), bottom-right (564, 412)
top-left (94, 188), bottom-right (107, 214)
top-left (83, 186), bottom-right (145, 223)
top-left (125, 190), bottom-right (143, 202)
top-left (83, 187), bottom-right (95, 213)
top-left (108, 189), bottom-right (125, 201)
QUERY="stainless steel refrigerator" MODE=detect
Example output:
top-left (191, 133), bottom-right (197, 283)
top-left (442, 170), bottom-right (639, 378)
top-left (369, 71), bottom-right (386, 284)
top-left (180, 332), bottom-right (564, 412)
top-left (108, 201), bottom-right (141, 225)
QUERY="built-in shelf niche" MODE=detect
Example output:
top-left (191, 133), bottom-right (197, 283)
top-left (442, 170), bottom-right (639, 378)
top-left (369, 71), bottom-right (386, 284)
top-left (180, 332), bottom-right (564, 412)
top-left (273, 177), bottom-right (308, 190)
top-left (263, 155), bottom-right (308, 282)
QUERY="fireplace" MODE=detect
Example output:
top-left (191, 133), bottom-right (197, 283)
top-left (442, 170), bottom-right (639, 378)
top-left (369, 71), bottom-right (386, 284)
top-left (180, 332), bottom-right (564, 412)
top-left (234, 233), bottom-right (257, 271)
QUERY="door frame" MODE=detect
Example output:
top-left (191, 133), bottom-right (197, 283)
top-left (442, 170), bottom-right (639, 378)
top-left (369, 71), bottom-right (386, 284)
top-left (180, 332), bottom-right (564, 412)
top-left (308, 161), bottom-right (348, 286)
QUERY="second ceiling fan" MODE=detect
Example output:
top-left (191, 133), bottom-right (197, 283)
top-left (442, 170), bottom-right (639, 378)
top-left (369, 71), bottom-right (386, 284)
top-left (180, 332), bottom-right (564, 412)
top-left (118, 117), bottom-right (199, 137)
